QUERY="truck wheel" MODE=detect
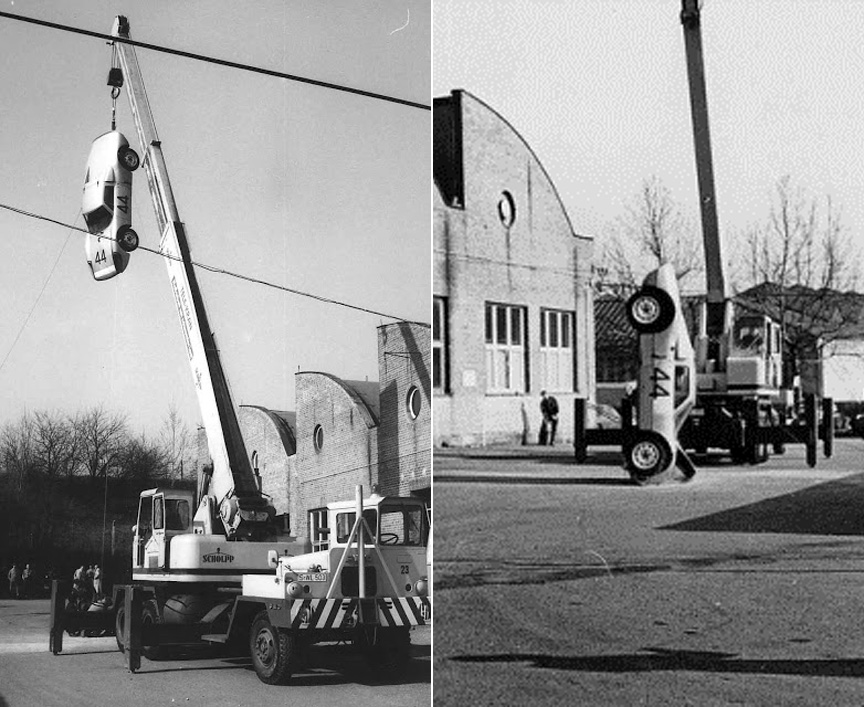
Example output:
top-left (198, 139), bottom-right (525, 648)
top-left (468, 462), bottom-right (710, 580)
top-left (626, 286), bottom-right (676, 334)
top-left (115, 604), bottom-right (126, 653)
top-left (625, 431), bottom-right (672, 484)
top-left (141, 600), bottom-right (166, 661)
top-left (250, 611), bottom-right (296, 685)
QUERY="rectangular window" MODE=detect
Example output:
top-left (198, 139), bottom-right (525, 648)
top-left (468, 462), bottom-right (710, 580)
top-left (540, 308), bottom-right (574, 392)
top-left (433, 297), bottom-right (449, 392)
top-left (485, 302), bottom-right (527, 393)
top-left (309, 508), bottom-right (329, 552)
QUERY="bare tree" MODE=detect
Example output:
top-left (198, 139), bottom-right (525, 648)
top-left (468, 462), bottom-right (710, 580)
top-left (159, 404), bottom-right (191, 481)
top-left (117, 433), bottom-right (167, 481)
top-left (0, 413), bottom-right (35, 494)
top-left (73, 406), bottom-right (129, 480)
top-left (735, 176), bottom-right (863, 387)
top-left (32, 410), bottom-right (77, 478)
top-left (596, 176), bottom-right (702, 297)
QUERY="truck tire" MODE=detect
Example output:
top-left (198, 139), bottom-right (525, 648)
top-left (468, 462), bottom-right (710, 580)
top-left (625, 286), bottom-right (676, 334)
top-left (141, 600), bottom-right (167, 661)
top-left (115, 604), bottom-right (126, 653)
top-left (250, 611), bottom-right (296, 685)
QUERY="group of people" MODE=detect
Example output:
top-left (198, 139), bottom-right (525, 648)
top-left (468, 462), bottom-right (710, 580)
top-left (6, 563), bottom-right (34, 599)
top-left (72, 564), bottom-right (103, 603)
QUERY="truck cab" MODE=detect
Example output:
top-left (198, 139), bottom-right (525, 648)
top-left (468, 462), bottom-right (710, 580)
top-left (243, 494), bottom-right (429, 602)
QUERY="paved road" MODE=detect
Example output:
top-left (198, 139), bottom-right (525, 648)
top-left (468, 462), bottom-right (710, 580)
top-left (434, 438), bottom-right (864, 706)
top-left (0, 599), bottom-right (430, 707)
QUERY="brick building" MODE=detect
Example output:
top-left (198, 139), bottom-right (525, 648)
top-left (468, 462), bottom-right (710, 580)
top-left (197, 321), bottom-right (430, 541)
top-left (433, 89), bottom-right (595, 446)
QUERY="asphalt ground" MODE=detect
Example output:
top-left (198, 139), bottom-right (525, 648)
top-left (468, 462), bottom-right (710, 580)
top-left (0, 599), bottom-right (430, 707)
top-left (433, 437), bottom-right (864, 706)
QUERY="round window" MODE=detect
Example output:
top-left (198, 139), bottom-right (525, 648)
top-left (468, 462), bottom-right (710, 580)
top-left (406, 385), bottom-right (421, 420)
top-left (313, 424), bottom-right (324, 451)
top-left (497, 191), bottom-right (516, 227)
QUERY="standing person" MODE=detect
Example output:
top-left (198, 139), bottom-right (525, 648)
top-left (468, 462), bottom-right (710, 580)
top-left (21, 564), bottom-right (32, 599)
top-left (93, 565), bottom-right (102, 599)
top-left (8, 563), bottom-right (20, 600)
top-left (540, 391), bottom-right (559, 446)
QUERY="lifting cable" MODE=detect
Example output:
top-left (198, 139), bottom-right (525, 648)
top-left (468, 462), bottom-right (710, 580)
top-left (108, 42), bottom-right (122, 131)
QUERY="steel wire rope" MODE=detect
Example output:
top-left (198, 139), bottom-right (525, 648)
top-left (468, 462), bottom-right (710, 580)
top-left (0, 10), bottom-right (430, 112)
top-left (0, 202), bottom-right (429, 327)
top-left (0, 210), bottom-right (78, 374)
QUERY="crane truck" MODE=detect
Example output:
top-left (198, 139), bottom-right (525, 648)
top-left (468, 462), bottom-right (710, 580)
top-left (49, 15), bottom-right (430, 683)
top-left (676, 0), bottom-right (832, 466)
top-left (575, 1), bottom-right (832, 478)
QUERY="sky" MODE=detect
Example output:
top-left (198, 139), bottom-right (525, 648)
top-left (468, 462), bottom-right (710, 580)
top-left (0, 0), bottom-right (430, 437)
top-left (433, 0), bottom-right (864, 291)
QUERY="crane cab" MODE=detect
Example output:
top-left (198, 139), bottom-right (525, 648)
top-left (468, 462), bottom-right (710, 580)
top-left (727, 313), bottom-right (783, 396)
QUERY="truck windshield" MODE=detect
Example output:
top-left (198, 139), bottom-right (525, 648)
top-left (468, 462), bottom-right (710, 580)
top-left (379, 504), bottom-right (426, 546)
top-left (335, 509), bottom-right (377, 544)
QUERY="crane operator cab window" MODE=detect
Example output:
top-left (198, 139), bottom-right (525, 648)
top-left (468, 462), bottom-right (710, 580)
top-left (732, 317), bottom-right (766, 356)
top-left (135, 495), bottom-right (153, 567)
top-left (165, 498), bottom-right (191, 531)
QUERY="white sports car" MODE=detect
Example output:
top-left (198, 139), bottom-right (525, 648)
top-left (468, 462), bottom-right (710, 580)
top-left (82, 131), bottom-right (140, 280)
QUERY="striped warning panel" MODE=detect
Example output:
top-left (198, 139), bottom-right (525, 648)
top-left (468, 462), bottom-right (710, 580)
top-left (287, 596), bottom-right (431, 629)
top-left (290, 598), bottom-right (358, 630)
top-left (376, 597), bottom-right (432, 627)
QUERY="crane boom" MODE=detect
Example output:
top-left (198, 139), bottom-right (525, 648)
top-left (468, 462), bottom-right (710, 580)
top-left (111, 16), bottom-right (270, 537)
top-left (680, 0), bottom-right (727, 338)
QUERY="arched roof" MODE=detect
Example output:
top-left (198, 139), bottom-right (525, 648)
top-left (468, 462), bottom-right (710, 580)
top-left (240, 405), bottom-right (296, 456)
top-left (297, 372), bottom-right (379, 428)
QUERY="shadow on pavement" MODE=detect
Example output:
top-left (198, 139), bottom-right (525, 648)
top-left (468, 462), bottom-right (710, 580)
top-left (449, 647), bottom-right (864, 677)
top-left (434, 475), bottom-right (632, 486)
top-left (137, 646), bottom-right (430, 687)
top-left (661, 472), bottom-right (864, 536)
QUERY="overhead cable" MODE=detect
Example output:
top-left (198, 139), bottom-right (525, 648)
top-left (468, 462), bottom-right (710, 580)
top-left (0, 10), bottom-right (430, 112)
top-left (0, 202), bottom-right (429, 327)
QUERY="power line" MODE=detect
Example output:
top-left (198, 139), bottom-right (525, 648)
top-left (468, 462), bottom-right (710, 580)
top-left (0, 10), bottom-right (430, 112)
top-left (0, 202), bottom-right (429, 327)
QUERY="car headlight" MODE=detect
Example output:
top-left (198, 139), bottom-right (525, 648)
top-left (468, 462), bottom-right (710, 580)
top-left (413, 578), bottom-right (428, 597)
top-left (286, 581), bottom-right (306, 599)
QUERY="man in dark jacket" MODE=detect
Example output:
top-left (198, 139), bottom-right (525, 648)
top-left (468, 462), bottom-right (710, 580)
top-left (540, 391), bottom-right (559, 446)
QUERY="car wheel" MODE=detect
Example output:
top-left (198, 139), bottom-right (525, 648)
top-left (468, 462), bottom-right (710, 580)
top-left (117, 226), bottom-right (139, 253)
top-left (118, 145), bottom-right (140, 171)
top-left (625, 286), bottom-right (676, 334)
top-left (625, 431), bottom-right (673, 484)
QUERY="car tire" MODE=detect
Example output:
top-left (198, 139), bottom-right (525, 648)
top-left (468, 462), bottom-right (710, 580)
top-left (117, 226), bottom-right (139, 253)
top-left (118, 145), bottom-right (140, 171)
top-left (625, 431), bottom-right (673, 484)
top-left (626, 286), bottom-right (676, 334)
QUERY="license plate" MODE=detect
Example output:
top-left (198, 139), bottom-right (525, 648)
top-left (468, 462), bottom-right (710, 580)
top-left (298, 572), bottom-right (328, 582)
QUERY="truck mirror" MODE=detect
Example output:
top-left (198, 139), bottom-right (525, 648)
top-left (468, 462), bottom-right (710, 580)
top-left (267, 550), bottom-right (278, 567)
